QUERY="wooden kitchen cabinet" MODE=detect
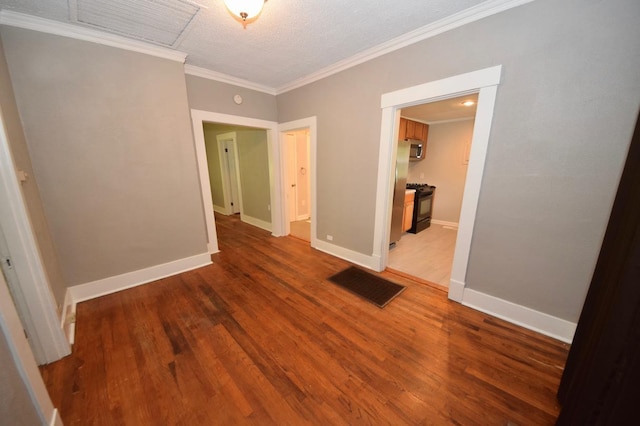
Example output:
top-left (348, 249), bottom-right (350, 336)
top-left (399, 117), bottom-right (429, 143)
top-left (403, 190), bottom-right (415, 232)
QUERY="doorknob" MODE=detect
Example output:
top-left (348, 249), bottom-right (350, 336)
top-left (291, 184), bottom-right (296, 187)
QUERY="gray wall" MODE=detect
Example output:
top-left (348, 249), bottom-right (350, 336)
top-left (277, 0), bottom-right (640, 322)
top-left (186, 75), bottom-right (278, 121)
top-left (236, 129), bottom-right (271, 223)
top-left (408, 120), bottom-right (473, 224)
top-left (1, 26), bottom-right (208, 286)
top-left (0, 35), bottom-right (66, 306)
top-left (0, 322), bottom-right (41, 425)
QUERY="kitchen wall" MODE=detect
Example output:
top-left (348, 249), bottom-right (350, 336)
top-left (0, 26), bottom-right (208, 287)
top-left (0, 35), bottom-right (66, 305)
top-left (408, 119), bottom-right (474, 225)
top-left (276, 0), bottom-right (640, 322)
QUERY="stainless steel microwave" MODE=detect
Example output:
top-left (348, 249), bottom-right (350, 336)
top-left (409, 141), bottom-right (424, 160)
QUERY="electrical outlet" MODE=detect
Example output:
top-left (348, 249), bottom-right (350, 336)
top-left (326, 234), bottom-right (333, 241)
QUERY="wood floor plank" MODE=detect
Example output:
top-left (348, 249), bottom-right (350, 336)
top-left (40, 212), bottom-right (569, 425)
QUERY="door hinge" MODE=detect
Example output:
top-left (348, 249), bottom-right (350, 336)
top-left (225, 148), bottom-right (228, 152)
top-left (230, 202), bottom-right (234, 206)
top-left (3, 256), bottom-right (12, 269)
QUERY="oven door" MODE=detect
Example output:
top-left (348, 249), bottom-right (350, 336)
top-left (416, 194), bottom-right (432, 222)
top-left (409, 191), bottom-right (433, 233)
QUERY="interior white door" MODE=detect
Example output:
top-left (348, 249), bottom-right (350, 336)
top-left (223, 140), bottom-right (241, 214)
top-left (0, 224), bottom-right (39, 358)
top-left (285, 133), bottom-right (297, 221)
top-left (295, 133), bottom-right (311, 220)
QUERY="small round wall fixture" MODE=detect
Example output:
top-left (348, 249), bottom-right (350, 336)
top-left (233, 94), bottom-right (243, 105)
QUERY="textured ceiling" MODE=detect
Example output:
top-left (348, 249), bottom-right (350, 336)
top-left (0, 0), bottom-right (491, 90)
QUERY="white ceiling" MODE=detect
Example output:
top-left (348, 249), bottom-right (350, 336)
top-left (402, 93), bottom-right (478, 123)
top-left (0, 0), bottom-right (509, 92)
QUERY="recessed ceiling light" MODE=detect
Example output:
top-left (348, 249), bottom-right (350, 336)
top-left (461, 100), bottom-right (475, 107)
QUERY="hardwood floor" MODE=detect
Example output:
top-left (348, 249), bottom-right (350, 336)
top-left (40, 213), bottom-right (569, 425)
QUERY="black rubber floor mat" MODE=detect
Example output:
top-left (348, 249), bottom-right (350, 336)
top-left (327, 266), bottom-right (406, 308)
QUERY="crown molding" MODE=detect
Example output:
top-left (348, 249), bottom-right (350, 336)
top-left (0, 10), bottom-right (187, 63)
top-left (276, 0), bottom-right (534, 94)
top-left (184, 64), bottom-right (277, 95)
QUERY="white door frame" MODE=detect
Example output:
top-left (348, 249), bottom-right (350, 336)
top-left (215, 132), bottom-right (242, 215)
top-left (191, 110), bottom-right (282, 254)
top-left (278, 117), bottom-right (317, 246)
top-left (373, 66), bottom-right (502, 302)
top-left (0, 113), bottom-right (70, 364)
top-left (1, 273), bottom-right (62, 425)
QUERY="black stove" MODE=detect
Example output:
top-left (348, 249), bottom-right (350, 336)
top-left (406, 183), bottom-right (435, 194)
top-left (405, 183), bottom-right (436, 233)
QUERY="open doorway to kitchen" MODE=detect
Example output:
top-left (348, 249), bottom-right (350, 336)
top-left (387, 94), bottom-right (478, 289)
top-left (374, 66), bottom-right (501, 302)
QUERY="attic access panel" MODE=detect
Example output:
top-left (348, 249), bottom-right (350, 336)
top-left (70, 0), bottom-right (201, 47)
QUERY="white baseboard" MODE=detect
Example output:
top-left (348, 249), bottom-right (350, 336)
top-left (460, 288), bottom-right (576, 343)
top-left (313, 239), bottom-right (381, 271)
top-left (431, 219), bottom-right (459, 228)
top-left (50, 408), bottom-right (62, 426)
top-left (447, 279), bottom-right (465, 302)
top-left (60, 289), bottom-right (76, 345)
top-left (241, 214), bottom-right (272, 232)
top-left (69, 253), bottom-right (212, 304)
top-left (212, 204), bottom-right (227, 215)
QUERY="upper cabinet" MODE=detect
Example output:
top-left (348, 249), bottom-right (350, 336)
top-left (399, 117), bottom-right (429, 143)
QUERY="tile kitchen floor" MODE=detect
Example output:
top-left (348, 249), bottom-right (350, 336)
top-left (388, 223), bottom-right (457, 288)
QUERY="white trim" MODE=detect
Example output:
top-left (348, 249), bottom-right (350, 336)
top-left (50, 408), bottom-right (62, 426)
top-left (191, 113), bottom-right (221, 253)
top-left (431, 219), bottom-right (459, 228)
top-left (241, 215), bottom-right (272, 232)
top-left (461, 288), bottom-right (577, 343)
top-left (0, 273), bottom-right (58, 425)
top-left (381, 66), bottom-right (502, 108)
top-left (213, 204), bottom-right (226, 215)
top-left (69, 253), bottom-right (211, 303)
top-left (190, 110), bottom-right (283, 249)
top-left (0, 10), bottom-right (187, 63)
top-left (448, 279), bottom-right (465, 302)
top-left (373, 66), bottom-right (502, 303)
top-left (277, 0), bottom-right (532, 94)
top-left (216, 132), bottom-right (240, 216)
top-left (424, 116), bottom-right (476, 125)
top-left (278, 117), bottom-right (318, 247)
top-left (185, 65), bottom-right (277, 95)
top-left (0, 108), bottom-right (70, 364)
top-left (314, 240), bottom-right (380, 271)
top-left (60, 289), bottom-right (76, 345)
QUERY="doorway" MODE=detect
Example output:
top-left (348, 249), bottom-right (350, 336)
top-left (374, 65), bottom-right (502, 302)
top-left (387, 95), bottom-right (478, 288)
top-left (284, 130), bottom-right (311, 242)
top-left (278, 117), bottom-right (318, 246)
top-left (215, 132), bottom-right (241, 215)
top-left (190, 110), bottom-right (282, 254)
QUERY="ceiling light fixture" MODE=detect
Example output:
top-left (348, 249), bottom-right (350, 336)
top-left (461, 100), bottom-right (475, 107)
top-left (224, 0), bottom-right (267, 28)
